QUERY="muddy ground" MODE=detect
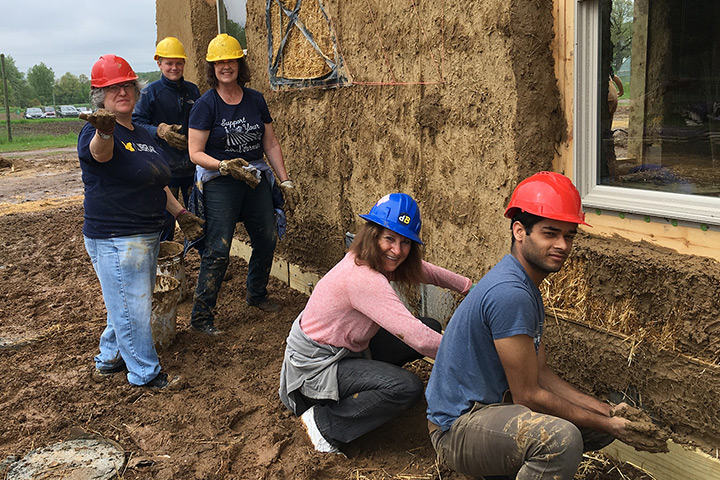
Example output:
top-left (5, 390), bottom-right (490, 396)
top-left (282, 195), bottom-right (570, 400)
top-left (0, 145), bottom-right (652, 479)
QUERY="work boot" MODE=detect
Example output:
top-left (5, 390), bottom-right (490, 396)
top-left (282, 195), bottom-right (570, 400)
top-left (247, 298), bottom-right (281, 313)
top-left (191, 323), bottom-right (223, 335)
top-left (140, 371), bottom-right (182, 390)
top-left (91, 359), bottom-right (127, 382)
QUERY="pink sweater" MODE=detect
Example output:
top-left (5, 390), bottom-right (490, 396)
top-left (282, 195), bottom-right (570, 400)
top-left (300, 252), bottom-right (472, 359)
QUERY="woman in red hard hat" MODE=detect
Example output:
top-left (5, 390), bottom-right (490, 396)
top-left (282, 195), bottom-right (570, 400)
top-left (78, 54), bottom-right (203, 390)
top-left (279, 193), bottom-right (472, 454)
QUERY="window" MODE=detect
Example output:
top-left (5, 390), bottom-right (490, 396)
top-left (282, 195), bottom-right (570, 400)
top-left (575, 0), bottom-right (720, 226)
top-left (217, 0), bottom-right (247, 49)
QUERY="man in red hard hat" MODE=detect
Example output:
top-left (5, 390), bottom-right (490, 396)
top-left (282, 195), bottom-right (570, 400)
top-left (425, 172), bottom-right (649, 479)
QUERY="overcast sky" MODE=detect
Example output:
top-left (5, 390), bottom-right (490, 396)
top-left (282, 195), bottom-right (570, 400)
top-left (1, 1), bottom-right (159, 77)
top-left (1, 1), bottom-right (248, 78)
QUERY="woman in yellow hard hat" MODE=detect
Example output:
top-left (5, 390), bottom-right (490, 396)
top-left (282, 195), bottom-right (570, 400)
top-left (187, 34), bottom-right (298, 335)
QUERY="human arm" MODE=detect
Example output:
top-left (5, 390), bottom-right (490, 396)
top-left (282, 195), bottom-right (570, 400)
top-left (262, 123), bottom-right (289, 182)
top-left (349, 266), bottom-right (442, 358)
top-left (163, 187), bottom-right (204, 241)
top-left (494, 334), bottom-right (628, 436)
top-left (188, 128), bottom-right (219, 170)
top-left (420, 260), bottom-right (472, 295)
top-left (131, 88), bottom-right (158, 139)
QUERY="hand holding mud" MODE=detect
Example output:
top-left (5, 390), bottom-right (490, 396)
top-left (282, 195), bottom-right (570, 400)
top-left (218, 157), bottom-right (260, 188)
top-left (611, 404), bottom-right (670, 453)
top-left (280, 180), bottom-right (299, 210)
top-left (176, 210), bottom-right (205, 242)
top-left (79, 108), bottom-right (116, 135)
top-left (157, 123), bottom-right (187, 150)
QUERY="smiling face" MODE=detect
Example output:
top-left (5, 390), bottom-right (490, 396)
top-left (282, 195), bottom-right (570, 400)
top-left (512, 217), bottom-right (577, 286)
top-left (213, 59), bottom-right (239, 85)
top-left (103, 82), bottom-right (138, 118)
top-left (376, 228), bottom-right (412, 274)
top-left (158, 57), bottom-right (185, 82)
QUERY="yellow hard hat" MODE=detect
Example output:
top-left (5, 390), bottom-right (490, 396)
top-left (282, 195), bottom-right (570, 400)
top-left (154, 37), bottom-right (187, 60)
top-left (206, 33), bottom-right (244, 62)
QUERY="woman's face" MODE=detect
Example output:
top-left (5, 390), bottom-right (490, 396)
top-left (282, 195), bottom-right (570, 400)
top-left (377, 228), bottom-right (411, 274)
top-left (214, 59), bottom-right (239, 85)
top-left (103, 82), bottom-right (137, 116)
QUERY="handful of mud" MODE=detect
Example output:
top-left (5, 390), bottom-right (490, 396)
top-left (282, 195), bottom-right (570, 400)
top-left (611, 404), bottom-right (670, 453)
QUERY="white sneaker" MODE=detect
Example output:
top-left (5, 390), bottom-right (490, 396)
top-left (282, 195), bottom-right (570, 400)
top-left (300, 406), bottom-right (341, 454)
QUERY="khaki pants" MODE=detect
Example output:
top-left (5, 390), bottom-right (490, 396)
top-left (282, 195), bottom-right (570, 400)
top-left (430, 403), bottom-right (592, 480)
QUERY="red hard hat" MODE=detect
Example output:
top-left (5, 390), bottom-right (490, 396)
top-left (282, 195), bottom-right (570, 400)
top-left (504, 171), bottom-right (590, 226)
top-left (91, 54), bottom-right (138, 88)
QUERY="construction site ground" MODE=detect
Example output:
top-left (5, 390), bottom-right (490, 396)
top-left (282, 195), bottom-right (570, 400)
top-left (0, 126), bottom-right (652, 479)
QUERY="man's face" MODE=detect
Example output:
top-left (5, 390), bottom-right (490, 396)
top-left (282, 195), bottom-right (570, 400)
top-left (158, 58), bottom-right (185, 81)
top-left (514, 218), bottom-right (577, 281)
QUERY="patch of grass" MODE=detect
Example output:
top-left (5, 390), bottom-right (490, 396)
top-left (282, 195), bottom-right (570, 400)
top-left (0, 132), bottom-right (77, 153)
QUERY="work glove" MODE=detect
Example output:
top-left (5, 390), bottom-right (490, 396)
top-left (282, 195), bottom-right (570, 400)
top-left (218, 158), bottom-right (261, 188)
top-left (79, 109), bottom-right (116, 135)
top-left (279, 180), bottom-right (299, 211)
top-left (157, 123), bottom-right (187, 150)
top-left (176, 210), bottom-right (205, 242)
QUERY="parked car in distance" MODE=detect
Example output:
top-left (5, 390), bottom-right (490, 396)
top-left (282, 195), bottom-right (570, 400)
top-left (42, 106), bottom-right (56, 118)
top-left (76, 106), bottom-right (92, 115)
top-left (58, 105), bottom-right (79, 118)
top-left (24, 107), bottom-right (43, 119)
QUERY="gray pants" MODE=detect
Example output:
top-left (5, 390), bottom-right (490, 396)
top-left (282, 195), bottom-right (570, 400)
top-left (430, 403), bottom-right (614, 480)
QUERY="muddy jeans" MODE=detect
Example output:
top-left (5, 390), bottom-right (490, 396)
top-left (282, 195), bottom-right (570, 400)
top-left (191, 174), bottom-right (277, 327)
top-left (430, 403), bottom-right (615, 480)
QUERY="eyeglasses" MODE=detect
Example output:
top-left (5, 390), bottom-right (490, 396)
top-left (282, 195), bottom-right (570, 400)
top-left (105, 82), bottom-right (136, 94)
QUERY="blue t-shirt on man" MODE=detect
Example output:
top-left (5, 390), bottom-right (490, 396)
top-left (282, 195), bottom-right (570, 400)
top-left (78, 122), bottom-right (171, 238)
top-left (426, 254), bottom-right (545, 432)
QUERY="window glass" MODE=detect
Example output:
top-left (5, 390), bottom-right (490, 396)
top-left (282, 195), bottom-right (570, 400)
top-left (218, 0), bottom-right (247, 49)
top-left (599, 0), bottom-right (720, 198)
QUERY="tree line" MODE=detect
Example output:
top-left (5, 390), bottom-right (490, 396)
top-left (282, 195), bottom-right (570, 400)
top-left (0, 55), bottom-right (159, 109)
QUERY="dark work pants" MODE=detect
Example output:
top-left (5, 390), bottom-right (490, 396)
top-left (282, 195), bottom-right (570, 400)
top-left (302, 317), bottom-right (441, 446)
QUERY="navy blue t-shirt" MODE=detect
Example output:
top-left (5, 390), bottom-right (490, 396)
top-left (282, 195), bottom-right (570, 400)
top-left (78, 122), bottom-right (171, 238)
top-left (188, 87), bottom-right (272, 170)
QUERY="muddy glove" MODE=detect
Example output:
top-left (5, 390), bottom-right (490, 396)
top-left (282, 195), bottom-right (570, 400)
top-left (79, 109), bottom-right (116, 135)
top-left (218, 158), bottom-right (260, 188)
top-left (157, 123), bottom-right (187, 150)
top-left (176, 210), bottom-right (205, 242)
top-left (279, 180), bottom-right (299, 211)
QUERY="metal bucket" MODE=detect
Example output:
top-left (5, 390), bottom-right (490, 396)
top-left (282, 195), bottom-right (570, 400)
top-left (157, 241), bottom-right (187, 301)
top-left (151, 275), bottom-right (180, 349)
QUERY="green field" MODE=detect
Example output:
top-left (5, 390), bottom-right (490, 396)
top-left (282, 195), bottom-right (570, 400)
top-left (0, 118), bottom-right (81, 152)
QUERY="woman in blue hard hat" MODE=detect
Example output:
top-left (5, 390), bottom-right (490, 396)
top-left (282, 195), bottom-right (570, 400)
top-left (279, 193), bottom-right (472, 454)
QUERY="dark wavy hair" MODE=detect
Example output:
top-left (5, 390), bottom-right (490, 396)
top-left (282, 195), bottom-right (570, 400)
top-left (510, 211), bottom-right (545, 248)
top-left (206, 57), bottom-right (251, 88)
top-left (350, 221), bottom-right (424, 286)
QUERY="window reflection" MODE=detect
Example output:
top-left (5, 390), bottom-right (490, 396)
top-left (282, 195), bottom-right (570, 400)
top-left (600, 0), bottom-right (720, 197)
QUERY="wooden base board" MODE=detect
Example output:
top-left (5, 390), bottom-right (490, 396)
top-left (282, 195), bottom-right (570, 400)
top-left (603, 440), bottom-right (720, 480)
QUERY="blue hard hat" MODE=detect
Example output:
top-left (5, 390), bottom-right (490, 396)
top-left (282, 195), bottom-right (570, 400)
top-left (359, 193), bottom-right (423, 244)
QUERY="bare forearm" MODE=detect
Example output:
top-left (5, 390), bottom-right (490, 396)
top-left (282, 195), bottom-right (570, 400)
top-left (538, 367), bottom-right (611, 416)
top-left (89, 131), bottom-right (114, 163)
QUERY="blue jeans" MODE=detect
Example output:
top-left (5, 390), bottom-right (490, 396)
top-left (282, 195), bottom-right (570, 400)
top-left (304, 317), bottom-right (441, 445)
top-left (84, 233), bottom-right (162, 386)
top-left (191, 174), bottom-right (277, 327)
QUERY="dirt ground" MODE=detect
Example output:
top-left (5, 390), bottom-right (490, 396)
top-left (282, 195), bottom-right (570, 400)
top-left (0, 146), bottom-right (660, 479)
